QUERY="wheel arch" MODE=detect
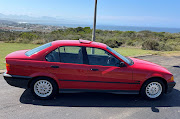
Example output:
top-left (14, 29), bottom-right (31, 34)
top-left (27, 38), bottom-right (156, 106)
top-left (28, 76), bottom-right (59, 89)
top-left (140, 77), bottom-right (168, 93)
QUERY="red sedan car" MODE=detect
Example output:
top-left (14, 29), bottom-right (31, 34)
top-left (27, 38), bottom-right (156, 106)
top-left (3, 39), bottom-right (176, 99)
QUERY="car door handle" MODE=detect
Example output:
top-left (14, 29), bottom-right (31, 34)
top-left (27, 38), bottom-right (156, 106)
top-left (90, 68), bottom-right (99, 71)
top-left (51, 66), bottom-right (59, 68)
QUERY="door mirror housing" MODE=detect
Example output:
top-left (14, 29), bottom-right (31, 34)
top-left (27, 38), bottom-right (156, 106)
top-left (119, 62), bottom-right (126, 67)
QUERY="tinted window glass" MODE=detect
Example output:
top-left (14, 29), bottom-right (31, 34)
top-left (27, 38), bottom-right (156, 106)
top-left (86, 47), bottom-right (120, 66)
top-left (59, 46), bottom-right (80, 54)
top-left (107, 46), bottom-right (131, 65)
top-left (86, 47), bottom-right (107, 55)
top-left (45, 48), bottom-right (60, 62)
top-left (59, 46), bottom-right (83, 64)
top-left (25, 42), bottom-right (52, 56)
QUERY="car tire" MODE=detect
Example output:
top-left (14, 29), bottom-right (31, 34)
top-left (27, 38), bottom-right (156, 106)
top-left (30, 77), bottom-right (58, 100)
top-left (140, 79), bottom-right (165, 99)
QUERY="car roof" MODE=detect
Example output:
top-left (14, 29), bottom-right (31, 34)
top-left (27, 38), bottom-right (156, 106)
top-left (51, 40), bottom-right (107, 49)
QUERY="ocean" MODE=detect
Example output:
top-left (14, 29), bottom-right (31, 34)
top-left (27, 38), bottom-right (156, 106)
top-left (35, 22), bottom-right (180, 33)
top-left (58, 24), bottom-right (180, 33)
top-left (97, 25), bottom-right (180, 33)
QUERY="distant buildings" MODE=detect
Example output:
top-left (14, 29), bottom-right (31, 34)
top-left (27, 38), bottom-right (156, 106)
top-left (0, 20), bottom-right (66, 32)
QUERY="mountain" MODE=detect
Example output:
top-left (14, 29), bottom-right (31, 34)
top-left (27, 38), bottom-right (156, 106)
top-left (0, 13), bottom-right (5, 17)
top-left (0, 19), bottom-right (16, 24)
top-left (0, 13), bottom-right (78, 25)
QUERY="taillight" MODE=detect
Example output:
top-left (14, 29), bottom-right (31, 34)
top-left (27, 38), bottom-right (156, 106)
top-left (6, 63), bottom-right (10, 72)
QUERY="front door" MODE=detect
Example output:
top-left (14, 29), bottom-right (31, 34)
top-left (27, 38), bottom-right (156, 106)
top-left (84, 47), bottom-right (134, 90)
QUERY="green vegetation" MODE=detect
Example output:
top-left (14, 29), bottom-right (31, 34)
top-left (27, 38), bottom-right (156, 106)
top-left (0, 43), bottom-right (40, 70)
top-left (113, 47), bottom-right (157, 56)
top-left (0, 27), bottom-right (180, 51)
top-left (1, 27), bottom-right (180, 70)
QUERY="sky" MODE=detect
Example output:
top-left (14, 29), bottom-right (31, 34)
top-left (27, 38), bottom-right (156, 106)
top-left (0, 0), bottom-right (180, 28)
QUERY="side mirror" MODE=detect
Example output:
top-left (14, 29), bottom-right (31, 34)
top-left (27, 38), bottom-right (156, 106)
top-left (119, 62), bottom-right (126, 67)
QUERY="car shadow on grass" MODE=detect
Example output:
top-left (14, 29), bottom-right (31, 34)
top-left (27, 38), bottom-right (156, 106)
top-left (20, 89), bottom-right (180, 112)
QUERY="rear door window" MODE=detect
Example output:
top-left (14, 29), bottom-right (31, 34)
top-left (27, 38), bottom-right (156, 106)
top-left (46, 46), bottom-right (83, 64)
top-left (59, 46), bottom-right (83, 64)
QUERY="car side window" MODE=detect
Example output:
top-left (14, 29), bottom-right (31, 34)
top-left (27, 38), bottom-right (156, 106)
top-left (59, 46), bottom-right (83, 64)
top-left (86, 47), bottom-right (120, 66)
top-left (45, 48), bottom-right (60, 62)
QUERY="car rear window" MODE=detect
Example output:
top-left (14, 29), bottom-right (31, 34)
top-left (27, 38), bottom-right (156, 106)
top-left (25, 42), bottom-right (52, 56)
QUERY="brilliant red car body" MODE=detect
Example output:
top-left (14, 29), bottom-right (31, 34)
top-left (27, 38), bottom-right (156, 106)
top-left (3, 40), bottom-right (176, 99)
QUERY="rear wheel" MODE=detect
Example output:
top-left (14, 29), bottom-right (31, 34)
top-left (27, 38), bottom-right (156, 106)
top-left (141, 79), bottom-right (165, 99)
top-left (30, 77), bottom-right (58, 99)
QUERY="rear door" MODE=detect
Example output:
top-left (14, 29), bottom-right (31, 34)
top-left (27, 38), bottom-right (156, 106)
top-left (45, 46), bottom-right (89, 89)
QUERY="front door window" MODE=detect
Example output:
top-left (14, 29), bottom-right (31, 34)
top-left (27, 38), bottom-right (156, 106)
top-left (86, 47), bottom-right (120, 67)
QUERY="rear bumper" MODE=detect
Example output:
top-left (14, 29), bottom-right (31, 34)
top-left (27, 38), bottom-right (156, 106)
top-left (3, 72), bottom-right (32, 89)
top-left (166, 82), bottom-right (176, 94)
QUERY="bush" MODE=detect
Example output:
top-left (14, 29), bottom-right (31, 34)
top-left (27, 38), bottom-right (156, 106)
top-left (32, 39), bottom-right (46, 44)
top-left (158, 43), bottom-right (174, 51)
top-left (142, 39), bottom-right (160, 50)
top-left (121, 31), bottom-right (136, 37)
top-left (142, 39), bottom-right (174, 51)
top-left (127, 41), bottom-right (135, 46)
top-left (104, 39), bottom-right (122, 48)
top-left (163, 44), bottom-right (173, 51)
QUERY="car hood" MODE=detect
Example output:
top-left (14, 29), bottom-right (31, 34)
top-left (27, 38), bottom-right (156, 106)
top-left (130, 57), bottom-right (172, 75)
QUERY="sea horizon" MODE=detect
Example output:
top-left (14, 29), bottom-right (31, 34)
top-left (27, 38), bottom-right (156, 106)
top-left (32, 22), bottom-right (180, 33)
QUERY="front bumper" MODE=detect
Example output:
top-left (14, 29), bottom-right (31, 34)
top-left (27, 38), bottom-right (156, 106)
top-left (166, 82), bottom-right (176, 94)
top-left (3, 72), bottom-right (32, 89)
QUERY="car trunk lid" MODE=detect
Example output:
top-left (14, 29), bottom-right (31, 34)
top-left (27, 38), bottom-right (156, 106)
top-left (5, 50), bottom-right (30, 59)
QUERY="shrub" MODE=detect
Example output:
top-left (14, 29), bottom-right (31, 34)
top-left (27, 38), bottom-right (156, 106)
top-left (142, 39), bottom-right (174, 51)
top-left (32, 39), bottom-right (46, 44)
top-left (163, 44), bottom-right (173, 51)
top-left (158, 43), bottom-right (174, 51)
top-left (142, 39), bottom-right (160, 50)
top-left (104, 39), bottom-right (122, 48)
top-left (127, 41), bottom-right (135, 46)
top-left (121, 31), bottom-right (136, 37)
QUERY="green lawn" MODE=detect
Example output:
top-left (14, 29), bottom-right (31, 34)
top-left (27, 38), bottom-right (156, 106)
top-left (113, 47), bottom-right (158, 56)
top-left (0, 43), bottom-right (40, 70)
top-left (0, 43), bottom-right (180, 70)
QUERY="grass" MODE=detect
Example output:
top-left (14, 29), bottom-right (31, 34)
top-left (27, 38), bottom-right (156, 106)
top-left (0, 43), bottom-right (180, 70)
top-left (113, 47), bottom-right (158, 56)
top-left (0, 43), bottom-right (40, 70)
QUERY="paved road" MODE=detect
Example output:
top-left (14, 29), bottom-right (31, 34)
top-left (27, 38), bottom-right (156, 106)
top-left (0, 55), bottom-right (180, 119)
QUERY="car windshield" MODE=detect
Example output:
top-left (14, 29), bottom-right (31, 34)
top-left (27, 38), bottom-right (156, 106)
top-left (25, 42), bottom-right (52, 56)
top-left (107, 46), bottom-right (133, 65)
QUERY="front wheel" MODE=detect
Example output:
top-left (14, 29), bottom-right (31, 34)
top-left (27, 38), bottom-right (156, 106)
top-left (141, 79), bottom-right (165, 99)
top-left (30, 77), bottom-right (58, 99)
